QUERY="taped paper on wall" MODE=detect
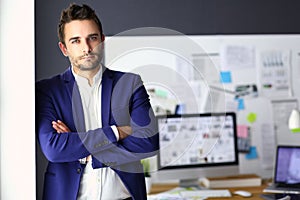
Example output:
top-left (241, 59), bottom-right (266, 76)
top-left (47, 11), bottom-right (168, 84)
top-left (258, 50), bottom-right (292, 98)
top-left (260, 123), bottom-right (276, 169)
top-left (220, 45), bottom-right (255, 70)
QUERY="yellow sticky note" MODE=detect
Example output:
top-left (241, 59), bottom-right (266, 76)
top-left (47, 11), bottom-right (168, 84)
top-left (247, 112), bottom-right (257, 123)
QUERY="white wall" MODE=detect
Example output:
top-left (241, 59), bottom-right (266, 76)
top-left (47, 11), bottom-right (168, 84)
top-left (105, 34), bottom-right (300, 179)
top-left (0, 0), bottom-right (36, 199)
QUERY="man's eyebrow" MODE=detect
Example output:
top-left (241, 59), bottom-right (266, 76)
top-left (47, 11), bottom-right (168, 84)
top-left (88, 33), bottom-right (100, 37)
top-left (68, 33), bottom-right (100, 42)
top-left (68, 36), bottom-right (80, 42)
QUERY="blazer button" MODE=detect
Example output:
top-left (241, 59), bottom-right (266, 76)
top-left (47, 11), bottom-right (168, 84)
top-left (77, 168), bottom-right (82, 174)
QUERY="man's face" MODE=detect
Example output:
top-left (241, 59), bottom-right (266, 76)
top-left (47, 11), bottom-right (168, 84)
top-left (59, 19), bottom-right (104, 71)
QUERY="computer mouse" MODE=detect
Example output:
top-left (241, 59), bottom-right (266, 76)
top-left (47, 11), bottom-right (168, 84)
top-left (233, 190), bottom-right (252, 197)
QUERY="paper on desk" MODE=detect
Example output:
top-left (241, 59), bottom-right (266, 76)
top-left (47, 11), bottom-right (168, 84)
top-left (147, 188), bottom-right (182, 200)
top-left (147, 193), bottom-right (185, 200)
top-left (147, 187), bottom-right (201, 200)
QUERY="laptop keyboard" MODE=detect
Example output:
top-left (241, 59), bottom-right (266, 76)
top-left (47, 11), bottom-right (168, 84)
top-left (277, 183), bottom-right (300, 189)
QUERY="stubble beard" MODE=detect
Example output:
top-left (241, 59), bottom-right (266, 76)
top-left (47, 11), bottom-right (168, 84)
top-left (71, 51), bottom-right (103, 72)
top-left (78, 59), bottom-right (100, 71)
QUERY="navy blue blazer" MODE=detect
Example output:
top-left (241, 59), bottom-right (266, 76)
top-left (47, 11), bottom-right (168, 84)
top-left (36, 67), bottom-right (159, 200)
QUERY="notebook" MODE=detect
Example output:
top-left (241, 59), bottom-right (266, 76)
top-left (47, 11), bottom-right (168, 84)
top-left (263, 145), bottom-right (300, 194)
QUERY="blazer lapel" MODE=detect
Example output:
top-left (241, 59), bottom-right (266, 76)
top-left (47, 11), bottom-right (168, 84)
top-left (62, 68), bottom-right (74, 101)
top-left (62, 68), bottom-right (86, 132)
top-left (101, 67), bottom-right (114, 126)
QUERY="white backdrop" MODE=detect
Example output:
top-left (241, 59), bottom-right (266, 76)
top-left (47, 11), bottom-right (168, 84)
top-left (0, 0), bottom-right (35, 199)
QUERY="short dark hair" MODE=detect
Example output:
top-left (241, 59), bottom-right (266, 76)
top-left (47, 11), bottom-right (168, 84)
top-left (58, 3), bottom-right (103, 45)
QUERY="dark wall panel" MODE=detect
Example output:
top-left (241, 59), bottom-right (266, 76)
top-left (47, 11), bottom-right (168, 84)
top-left (35, 0), bottom-right (300, 80)
top-left (98, 0), bottom-right (217, 35)
top-left (215, 0), bottom-right (300, 34)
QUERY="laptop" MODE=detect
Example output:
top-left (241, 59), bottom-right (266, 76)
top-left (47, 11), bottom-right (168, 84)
top-left (263, 145), bottom-right (300, 194)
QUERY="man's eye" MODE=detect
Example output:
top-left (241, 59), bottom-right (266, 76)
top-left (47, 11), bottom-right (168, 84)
top-left (71, 39), bottom-right (80, 44)
top-left (89, 36), bottom-right (98, 41)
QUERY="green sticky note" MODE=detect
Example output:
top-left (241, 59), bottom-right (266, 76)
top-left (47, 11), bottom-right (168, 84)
top-left (247, 112), bottom-right (257, 123)
top-left (155, 89), bottom-right (168, 98)
top-left (291, 128), bottom-right (300, 133)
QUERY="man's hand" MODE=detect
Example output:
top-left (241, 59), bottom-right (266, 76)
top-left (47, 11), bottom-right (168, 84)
top-left (52, 120), bottom-right (132, 141)
top-left (52, 120), bottom-right (71, 133)
top-left (117, 126), bottom-right (132, 140)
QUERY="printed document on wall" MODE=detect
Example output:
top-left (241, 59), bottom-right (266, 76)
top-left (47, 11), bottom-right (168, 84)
top-left (191, 53), bottom-right (220, 83)
top-left (260, 123), bottom-right (276, 169)
top-left (271, 99), bottom-right (298, 143)
top-left (220, 45), bottom-right (255, 71)
top-left (258, 50), bottom-right (292, 98)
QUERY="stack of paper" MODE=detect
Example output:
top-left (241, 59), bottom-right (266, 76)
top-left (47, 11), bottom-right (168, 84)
top-left (201, 174), bottom-right (262, 188)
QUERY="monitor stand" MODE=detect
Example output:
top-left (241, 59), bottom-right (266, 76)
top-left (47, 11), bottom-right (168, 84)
top-left (179, 178), bottom-right (203, 189)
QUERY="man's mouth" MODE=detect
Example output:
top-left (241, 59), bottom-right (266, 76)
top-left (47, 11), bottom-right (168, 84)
top-left (81, 55), bottom-right (95, 60)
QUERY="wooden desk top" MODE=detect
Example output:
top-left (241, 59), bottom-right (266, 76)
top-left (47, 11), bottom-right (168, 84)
top-left (150, 181), bottom-right (270, 199)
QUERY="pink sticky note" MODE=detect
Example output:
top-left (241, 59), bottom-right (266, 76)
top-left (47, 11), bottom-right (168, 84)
top-left (237, 125), bottom-right (248, 138)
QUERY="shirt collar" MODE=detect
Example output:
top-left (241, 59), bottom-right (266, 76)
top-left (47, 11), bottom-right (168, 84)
top-left (72, 65), bottom-right (102, 87)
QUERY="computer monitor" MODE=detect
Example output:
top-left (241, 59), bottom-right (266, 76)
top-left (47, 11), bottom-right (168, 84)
top-left (154, 112), bottom-right (239, 187)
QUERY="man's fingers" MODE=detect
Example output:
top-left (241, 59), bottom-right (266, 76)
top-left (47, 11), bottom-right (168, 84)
top-left (117, 126), bottom-right (132, 140)
top-left (52, 122), bottom-right (62, 133)
top-left (52, 122), bottom-right (63, 133)
top-left (52, 120), bottom-right (70, 133)
top-left (122, 126), bottom-right (132, 135)
top-left (118, 126), bottom-right (132, 134)
top-left (56, 120), bottom-right (70, 132)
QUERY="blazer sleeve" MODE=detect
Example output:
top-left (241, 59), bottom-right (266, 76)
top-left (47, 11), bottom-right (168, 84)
top-left (36, 80), bottom-right (118, 163)
top-left (92, 74), bottom-right (159, 168)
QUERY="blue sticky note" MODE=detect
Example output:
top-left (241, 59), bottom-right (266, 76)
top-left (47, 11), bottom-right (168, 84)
top-left (237, 98), bottom-right (245, 110)
top-left (220, 71), bottom-right (232, 83)
top-left (245, 146), bottom-right (258, 160)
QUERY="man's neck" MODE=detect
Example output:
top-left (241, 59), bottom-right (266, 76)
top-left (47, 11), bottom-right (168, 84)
top-left (73, 65), bottom-right (101, 85)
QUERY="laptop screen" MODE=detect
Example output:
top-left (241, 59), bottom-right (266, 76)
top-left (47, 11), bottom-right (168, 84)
top-left (275, 146), bottom-right (300, 185)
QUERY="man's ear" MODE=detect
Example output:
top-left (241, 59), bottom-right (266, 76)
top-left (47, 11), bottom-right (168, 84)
top-left (101, 34), bottom-right (105, 42)
top-left (58, 42), bottom-right (68, 57)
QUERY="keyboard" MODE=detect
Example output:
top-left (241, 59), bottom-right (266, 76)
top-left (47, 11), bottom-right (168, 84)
top-left (180, 189), bottom-right (232, 198)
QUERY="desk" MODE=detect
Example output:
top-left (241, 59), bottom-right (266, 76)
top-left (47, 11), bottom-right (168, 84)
top-left (150, 181), bottom-right (269, 199)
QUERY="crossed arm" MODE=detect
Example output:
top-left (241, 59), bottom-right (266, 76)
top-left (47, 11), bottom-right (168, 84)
top-left (37, 80), bottom-right (158, 167)
top-left (52, 120), bottom-right (132, 140)
top-left (38, 103), bottom-right (158, 166)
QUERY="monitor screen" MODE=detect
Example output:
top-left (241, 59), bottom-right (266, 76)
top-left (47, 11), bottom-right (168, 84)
top-left (154, 112), bottom-right (239, 187)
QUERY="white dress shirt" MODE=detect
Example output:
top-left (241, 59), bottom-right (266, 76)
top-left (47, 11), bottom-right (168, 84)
top-left (72, 66), bottom-right (130, 200)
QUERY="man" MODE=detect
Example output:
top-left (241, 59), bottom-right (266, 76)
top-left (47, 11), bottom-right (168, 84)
top-left (36, 3), bottom-right (158, 200)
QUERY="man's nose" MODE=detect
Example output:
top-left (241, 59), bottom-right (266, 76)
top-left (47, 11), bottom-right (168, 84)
top-left (82, 39), bottom-right (92, 54)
